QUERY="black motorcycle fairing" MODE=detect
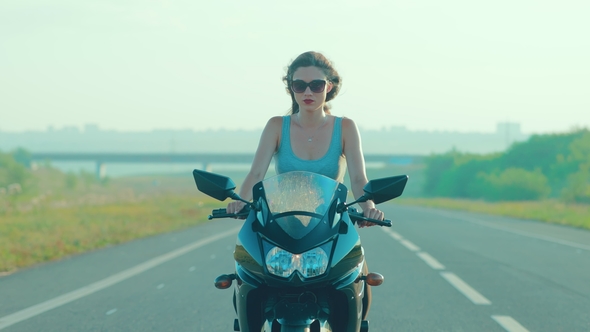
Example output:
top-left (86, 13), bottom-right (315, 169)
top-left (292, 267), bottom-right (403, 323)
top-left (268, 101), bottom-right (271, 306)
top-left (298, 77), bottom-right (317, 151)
top-left (234, 176), bottom-right (367, 289)
top-left (330, 213), bottom-right (364, 269)
top-left (224, 172), bottom-right (402, 331)
top-left (332, 261), bottom-right (364, 290)
top-left (258, 212), bottom-right (339, 255)
top-left (234, 253), bottom-right (263, 287)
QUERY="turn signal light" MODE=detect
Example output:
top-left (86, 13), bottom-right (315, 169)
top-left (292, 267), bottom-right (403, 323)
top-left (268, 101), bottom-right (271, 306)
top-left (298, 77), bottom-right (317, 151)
top-left (214, 274), bottom-right (236, 289)
top-left (365, 272), bottom-right (384, 286)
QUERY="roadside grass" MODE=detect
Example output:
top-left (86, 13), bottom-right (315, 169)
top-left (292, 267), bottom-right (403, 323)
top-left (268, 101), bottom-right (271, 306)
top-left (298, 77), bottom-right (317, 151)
top-left (0, 173), bottom-right (219, 274)
top-left (396, 197), bottom-right (590, 230)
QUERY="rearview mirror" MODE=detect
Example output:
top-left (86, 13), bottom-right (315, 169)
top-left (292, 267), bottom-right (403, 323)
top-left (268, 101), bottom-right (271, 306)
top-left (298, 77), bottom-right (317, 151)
top-left (192, 169), bottom-right (237, 201)
top-left (363, 175), bottom-right (408, 204)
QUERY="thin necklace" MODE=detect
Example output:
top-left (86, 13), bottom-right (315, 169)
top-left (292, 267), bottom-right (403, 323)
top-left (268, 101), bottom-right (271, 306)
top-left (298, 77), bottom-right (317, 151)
top-left (298, 116), bottom-right (328, 142)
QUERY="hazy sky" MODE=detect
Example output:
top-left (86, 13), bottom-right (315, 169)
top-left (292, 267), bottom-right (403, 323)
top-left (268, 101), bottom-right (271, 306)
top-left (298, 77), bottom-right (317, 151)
top-left (1, 0), bottom-right (588, 134)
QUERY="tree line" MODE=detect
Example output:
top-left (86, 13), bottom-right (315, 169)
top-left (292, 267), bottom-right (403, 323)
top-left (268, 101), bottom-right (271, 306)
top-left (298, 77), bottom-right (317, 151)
top-left (422, 129), bottom-right (590, 203)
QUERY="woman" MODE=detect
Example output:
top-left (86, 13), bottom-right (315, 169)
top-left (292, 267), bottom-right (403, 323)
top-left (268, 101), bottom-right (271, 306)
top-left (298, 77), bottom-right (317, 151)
top-left (226, 51), bottom-right (383, 321)
top-left (227, 51), bottom-right (384, 226)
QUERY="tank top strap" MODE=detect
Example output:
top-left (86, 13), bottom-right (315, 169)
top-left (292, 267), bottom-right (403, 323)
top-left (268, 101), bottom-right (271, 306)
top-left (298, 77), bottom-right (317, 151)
top-left (330, 117), bottom-right (343, 153)
top-left (280, 115), bottom-right (292, 154)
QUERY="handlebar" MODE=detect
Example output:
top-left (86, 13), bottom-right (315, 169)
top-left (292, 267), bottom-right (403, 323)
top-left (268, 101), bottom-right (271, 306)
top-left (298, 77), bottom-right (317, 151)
top-left (348, 208), bottom-right (392, 227)
top-left (208, 207), bottom-right (250, 220)
top-left (208, 206), bottom-right (391, 227)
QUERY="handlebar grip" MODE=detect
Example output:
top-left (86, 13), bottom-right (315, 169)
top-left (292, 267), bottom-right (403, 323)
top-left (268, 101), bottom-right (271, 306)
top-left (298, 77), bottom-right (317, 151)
top-left (348, 210), bottom-right (392, 227)
top-left (376, 219), bottom-right (392, 227)
top-left (211, 208), bottom-right (227, 216)
top-left (208, 207), bottom-right (250, 220)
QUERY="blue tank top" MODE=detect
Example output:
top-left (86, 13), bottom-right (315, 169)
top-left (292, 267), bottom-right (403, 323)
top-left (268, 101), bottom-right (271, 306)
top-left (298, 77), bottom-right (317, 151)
top-left (274, 115), bottom-right (346, 182)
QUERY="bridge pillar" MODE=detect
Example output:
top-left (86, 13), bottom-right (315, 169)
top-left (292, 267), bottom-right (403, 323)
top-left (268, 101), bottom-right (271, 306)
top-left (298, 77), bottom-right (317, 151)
top-left (96, 162), bottom-right (106, 180)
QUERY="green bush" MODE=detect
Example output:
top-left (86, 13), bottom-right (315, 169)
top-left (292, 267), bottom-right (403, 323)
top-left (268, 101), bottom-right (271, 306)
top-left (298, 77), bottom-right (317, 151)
top-left (421, 129), bottom-right (590, 202)
top-left (504, 129), bottom-right (589, 196)
top-left (422, 150), bottom-right (502, 198)
top-left (0, 151), bottom-right (30, 190)
top-left (422, 152), bottom-right (456, 196)
top-left (11, 148), bottom-right (32, 167)
top-left (65, 172), bottom-right (78, 189)
top-left (474, 168), bottom-right (551, 201)
top-left (561, 169), bottom-right (590, 203)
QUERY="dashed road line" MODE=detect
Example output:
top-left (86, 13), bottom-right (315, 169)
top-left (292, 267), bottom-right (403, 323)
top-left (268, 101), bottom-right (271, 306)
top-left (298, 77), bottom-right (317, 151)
top-left (381, 228), bottom-right (531, 330)
top-left (0, 227), bottom-right (241, 331)
top-left (399, 239), bottom-right (420, 252)
top-left (383, 229), bottom-right (404, 240)
top-left (416, 252), bottom-right (445, 270)
top-left (492, 315), bottom-right (530, 332)
top-left (440, 272), bottom-right (491, 305)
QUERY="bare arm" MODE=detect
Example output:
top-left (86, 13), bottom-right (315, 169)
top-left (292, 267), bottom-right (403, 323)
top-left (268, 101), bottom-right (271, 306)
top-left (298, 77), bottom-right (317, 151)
top-left (227, 116), bottom-right (282, 213)
top-left (342, 118), bottom-right (384, 225)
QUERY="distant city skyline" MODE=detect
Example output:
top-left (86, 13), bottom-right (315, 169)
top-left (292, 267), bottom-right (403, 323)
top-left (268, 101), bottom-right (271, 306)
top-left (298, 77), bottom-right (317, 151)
top-left (0, 120), bottom-right (557, 135)
top-left (0, 121), bottom-right (529, 156)
top-left (0, 117), bottom-right (585, 136)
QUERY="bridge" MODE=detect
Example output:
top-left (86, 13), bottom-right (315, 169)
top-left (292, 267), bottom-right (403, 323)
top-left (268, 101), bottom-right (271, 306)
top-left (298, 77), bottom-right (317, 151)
top-left (30, 152), bottom-right (424, 179)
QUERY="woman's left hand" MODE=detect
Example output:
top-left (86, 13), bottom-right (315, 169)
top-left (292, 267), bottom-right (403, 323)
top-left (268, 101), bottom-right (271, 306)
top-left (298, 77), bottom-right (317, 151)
top-left (358, 207), bottom-right (385, 228)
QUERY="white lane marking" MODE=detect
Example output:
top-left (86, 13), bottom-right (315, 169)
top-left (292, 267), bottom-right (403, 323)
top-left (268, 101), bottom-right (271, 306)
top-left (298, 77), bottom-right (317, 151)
top-left (400, 239), bottom-right (420, 252)
top-left (434, 210), bottom-right (590, 251)
top-left (156, 284), bottom-right (165, 290)
top-left (189, 266), bottom-right (196, 272)
top-left (105, 309), bottom-right (117, 316)
top-left (440, 272), bottom-right (491, 305)
top-left (382, 229), bottom-right (403, 240)
top-left (417, 252), bottom-right (445, 270)
top-left (492, 315), bottom-right (530, 332)
top-left (0, 227), bottom-right (240, 331)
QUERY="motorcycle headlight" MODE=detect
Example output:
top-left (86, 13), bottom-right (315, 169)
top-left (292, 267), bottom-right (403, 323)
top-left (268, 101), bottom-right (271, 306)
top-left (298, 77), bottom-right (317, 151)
top-left (265, 246), bottom-right (329, 278)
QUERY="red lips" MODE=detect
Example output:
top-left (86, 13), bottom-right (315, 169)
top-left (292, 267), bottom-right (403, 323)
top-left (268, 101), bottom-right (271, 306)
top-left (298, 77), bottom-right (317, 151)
top-left (303, 99), bottom-right (314, 104)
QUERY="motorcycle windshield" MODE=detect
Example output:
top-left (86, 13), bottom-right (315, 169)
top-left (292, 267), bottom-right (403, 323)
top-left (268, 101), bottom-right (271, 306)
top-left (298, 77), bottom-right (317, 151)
top-left (262, 171), bottom-right (339, 239)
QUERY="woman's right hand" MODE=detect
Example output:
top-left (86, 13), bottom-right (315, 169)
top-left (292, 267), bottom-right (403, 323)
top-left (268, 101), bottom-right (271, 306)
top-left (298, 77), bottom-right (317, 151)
top-left (226, 201), bottom-right (247, 217)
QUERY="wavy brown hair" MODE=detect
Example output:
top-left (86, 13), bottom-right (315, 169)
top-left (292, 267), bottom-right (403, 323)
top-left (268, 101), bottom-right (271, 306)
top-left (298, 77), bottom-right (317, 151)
top-left (283, 51), bottom-right (342, 115)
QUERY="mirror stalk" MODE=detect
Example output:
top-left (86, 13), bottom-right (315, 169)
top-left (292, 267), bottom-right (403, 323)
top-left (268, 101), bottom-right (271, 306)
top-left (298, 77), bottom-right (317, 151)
top-left (229, 191), bottom-right (249, 204)
top-left (229, 192), bottom-right (260, 211)
top-left (337, 193), bottom-right (372, 213)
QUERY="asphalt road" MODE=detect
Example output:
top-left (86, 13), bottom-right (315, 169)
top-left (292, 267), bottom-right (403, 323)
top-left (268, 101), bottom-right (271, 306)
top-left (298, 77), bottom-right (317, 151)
top-left (1, 204), bottom-right (589, 332)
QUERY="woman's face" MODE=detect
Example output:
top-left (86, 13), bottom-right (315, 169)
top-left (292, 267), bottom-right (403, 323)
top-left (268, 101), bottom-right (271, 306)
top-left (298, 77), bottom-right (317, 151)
top-left (291, 66), bottom-right (333, 113)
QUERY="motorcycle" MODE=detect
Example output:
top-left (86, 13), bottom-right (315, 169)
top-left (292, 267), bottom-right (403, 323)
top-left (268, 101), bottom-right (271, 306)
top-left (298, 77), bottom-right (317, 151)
top-left (193, 170), bottom-right (408, 332)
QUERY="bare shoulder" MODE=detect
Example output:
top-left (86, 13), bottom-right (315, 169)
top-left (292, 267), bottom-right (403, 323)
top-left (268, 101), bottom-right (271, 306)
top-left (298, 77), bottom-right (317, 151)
top-left (340, 117), bottom-right (360, 136)
top-left (260, 116), bottom-right (283, 134)
top-left (260, 116), bottom-right (285, 151)
top-left (265, 116), bottom-right (284, 130)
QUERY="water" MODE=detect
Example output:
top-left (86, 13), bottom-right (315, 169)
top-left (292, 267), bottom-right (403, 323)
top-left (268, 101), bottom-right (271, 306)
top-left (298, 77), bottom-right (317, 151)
top-left (47, 161), bottom-right (254, 178)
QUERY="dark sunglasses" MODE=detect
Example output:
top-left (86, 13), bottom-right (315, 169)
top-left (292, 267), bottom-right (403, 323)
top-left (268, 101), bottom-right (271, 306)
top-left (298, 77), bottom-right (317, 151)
top-left (291, 80), bottom-right (327, 93)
